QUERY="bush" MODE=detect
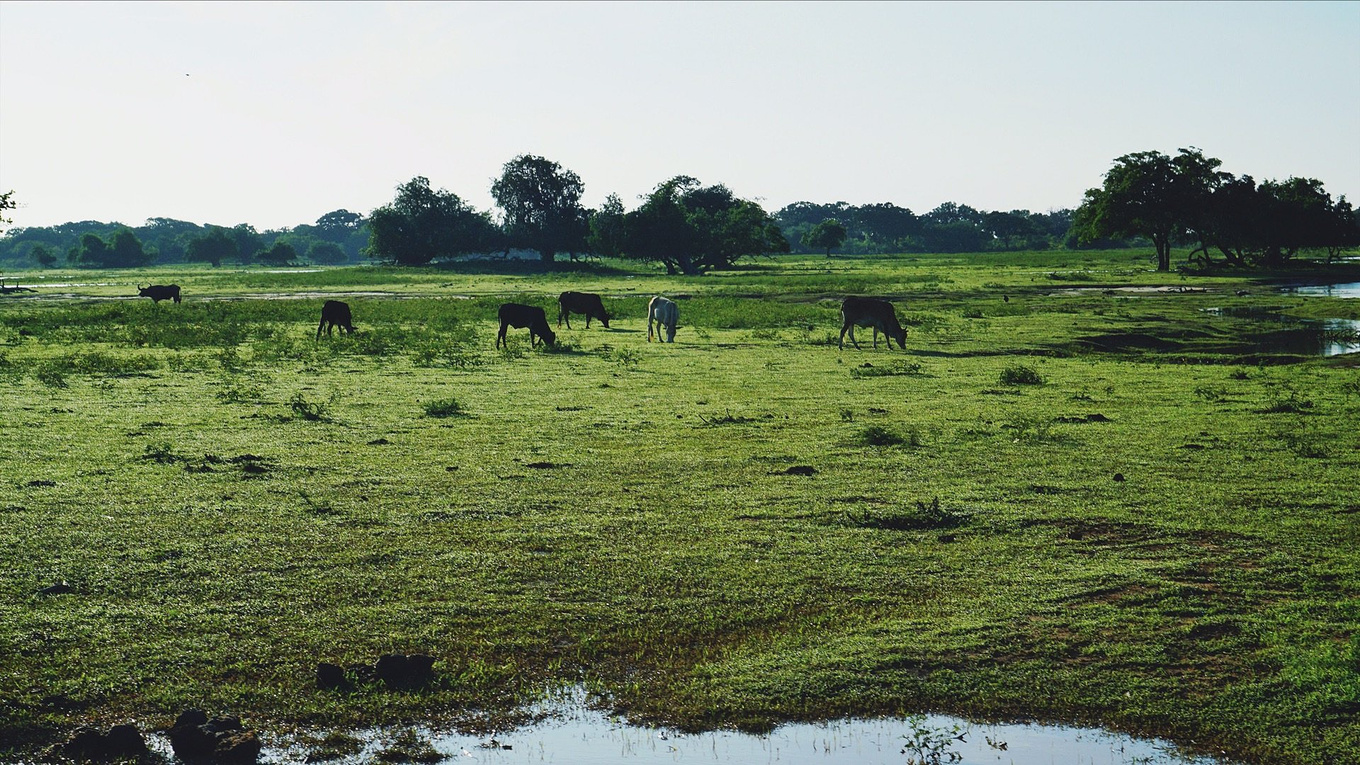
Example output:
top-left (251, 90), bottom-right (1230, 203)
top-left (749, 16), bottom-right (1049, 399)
top-left (999, 364), bottom-right (1043, 385)
top-left (422, 398), bottom-right (465, 418)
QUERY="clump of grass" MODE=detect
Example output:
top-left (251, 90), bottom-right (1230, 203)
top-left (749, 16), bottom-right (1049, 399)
top-left (600, 344), bottom-right (640, 367)
top-left (303, 731), bottom-right (363, 762)
top-left (422, 398), bottom-right (465, 418)
top-left (999, 364), bottom-right (1043, 386)
top-left (289, 392), bottom-right (330, 421)
top-left (856, 425), bottom-right (921, 447)
top-left (843, 498), bottom-right (967, 531)
top-left (850, 361), bottom-right (924, 379)
top-left (217, 377), bottom-right (265, 403)
top-left (1194, 385), bottom-right (1229, 403)
top-left (1261, 387), bottom-right (1314, 414)
top-left (141, 442), bottom-right (178, 464)
top-left (375, 729), bottom-right (442, 763)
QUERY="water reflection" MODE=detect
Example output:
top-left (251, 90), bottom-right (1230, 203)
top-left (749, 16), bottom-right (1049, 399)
top-left (1205, 307), bottom-right (1360, 356)
top-left (1278, 281), bottom-right (1360, 299)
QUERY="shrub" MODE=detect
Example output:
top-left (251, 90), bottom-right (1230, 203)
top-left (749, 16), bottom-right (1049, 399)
top-left (857, 425), bottom-right (921, 447)
top-left (289, 393), bottom-right (329, 421)
top-left (422, 398), bottom-right (465, 418)
top-left (999, 364), bottom-right (1043, 386)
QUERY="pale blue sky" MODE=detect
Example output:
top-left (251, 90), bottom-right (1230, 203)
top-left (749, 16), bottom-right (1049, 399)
top-left (2, 1), bottom-right (1357, 231)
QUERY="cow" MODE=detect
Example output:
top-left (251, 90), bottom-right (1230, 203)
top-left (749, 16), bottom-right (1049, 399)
top-left (497, 303), bottom-right (556, 349)
top-left (839, 297), bottom-right (907, 350)
top-left (557, 291), bottom-right (610, 329)
top-left (647, 295), bottom-right (678, 343)
top-left (137, 284), bottom-right (181, 304)
top-left (316, 300), bottom-right (355, 339)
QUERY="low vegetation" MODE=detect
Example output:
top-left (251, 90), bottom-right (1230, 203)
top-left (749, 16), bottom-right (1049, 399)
top-left (1, 250), bottom-right (1358, 764)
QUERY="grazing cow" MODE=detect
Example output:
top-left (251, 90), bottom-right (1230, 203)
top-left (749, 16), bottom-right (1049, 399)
top-left (557, 291), bottom-right (610, 329)
top-left (497, 303), bottom-right (557, 349)
top-left (137, 284), bottom-right (181, 304)
top-left (839, 297), bottom-right (907, 350)
top-left (647, 296), bottom-right (678, 343)
top-left (316, 300), bottom-right (355, 339)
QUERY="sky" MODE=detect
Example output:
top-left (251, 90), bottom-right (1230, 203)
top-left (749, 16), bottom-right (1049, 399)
top-left (2, 1), bottom-right (1357, 232)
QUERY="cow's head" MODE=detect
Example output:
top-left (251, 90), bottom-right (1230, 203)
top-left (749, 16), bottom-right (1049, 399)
top-left (136, 284), bottom-right (149, 296)
top-left (539, 325), bottom-right (557, 347)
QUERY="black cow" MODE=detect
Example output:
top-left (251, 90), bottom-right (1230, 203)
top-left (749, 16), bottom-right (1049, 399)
top-left (497, 303), bottom-right (557, 349)
top-left (316, 300), bottom-right (355, 339)
top-left (137, 284), bottom-right (181, 304)
top-left (839, 297), bottom-right (907, 350)
top-left (557, 291), bottom-right (610, 329)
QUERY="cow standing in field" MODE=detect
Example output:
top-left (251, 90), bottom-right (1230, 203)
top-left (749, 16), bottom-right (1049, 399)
top-left (647, 296), bottom-right (678, 343)
top-left (497, 303), bottom-right (557, 349)
top-left (316, 300), bottom-right (355, 339)
top-left (557, 291), bottom-right (610, 329)
top-left (839, 297), bottom-right (907, 350)
top-left (137, 284), bottom-right (181, 304)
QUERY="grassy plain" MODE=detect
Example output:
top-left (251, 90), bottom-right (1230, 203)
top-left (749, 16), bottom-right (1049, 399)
top-left (1, 251), bottom-right (1358, 764)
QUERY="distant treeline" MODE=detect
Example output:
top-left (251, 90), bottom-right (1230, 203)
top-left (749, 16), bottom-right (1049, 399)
top-left (2, 148), bottom-right (1355, 271)
top-left (0, 211), bottom-right (369, 269)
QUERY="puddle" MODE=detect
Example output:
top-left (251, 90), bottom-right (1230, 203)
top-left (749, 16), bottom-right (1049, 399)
top-left (1204, 307), bottom-right (1360, 356)
top-left (1279, 281), bottom-right (1360, 299)
top-left (136, 689), bottom-right (1228, 765)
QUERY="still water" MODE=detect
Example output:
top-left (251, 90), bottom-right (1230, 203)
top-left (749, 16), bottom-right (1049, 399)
top-left (1278, 281), bottom-right (1360, 299)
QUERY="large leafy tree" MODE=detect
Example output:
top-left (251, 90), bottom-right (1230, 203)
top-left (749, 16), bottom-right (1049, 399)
top-left (490, 155), bottom-right (588, 265)
top-left (185, 226), bottom-right (238, 267)
top-left (1074, 148), bottom-right (1226, 271)
top-left (68, 228), bottom-right (151, 268)
top-left (623, 176), bottom-right (788, 275)
top-left (586, 193), bottom-right (627, 258)
top-left (801, 218), bottom-right (847, 256)
top-left (366, 176), bottom-right (496, 265)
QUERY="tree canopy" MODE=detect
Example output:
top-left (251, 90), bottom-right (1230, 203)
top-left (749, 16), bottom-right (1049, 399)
top-left (622, 176), bottom-right (788, 275)
top-left (801, 218), bottom-right (847, 256)
top-left (491, 155), bottom-right (588, 264)
top-left (366, 177), bottom-right (497, 266)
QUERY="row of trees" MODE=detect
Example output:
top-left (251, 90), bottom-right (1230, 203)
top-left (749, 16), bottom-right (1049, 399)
top-left (3, 150), bottom-right (1355, 272)
top-left (774, 201), bottom-right (1079, 255)
top-left (366, 157), bottom-right (789, 274)
top-left (0, 210), bottom-right (369, 269)
top-left (1074, 147), bottom-right (1358, 271)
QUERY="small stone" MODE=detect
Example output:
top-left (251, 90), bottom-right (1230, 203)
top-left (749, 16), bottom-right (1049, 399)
top-left (317, 662), bottom-right (347, 690)
top-left (1113, 473), bottom-right (1125, 482)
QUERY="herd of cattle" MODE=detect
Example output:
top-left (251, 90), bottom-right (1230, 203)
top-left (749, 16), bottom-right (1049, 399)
top-left (135, 285), bottom-right (908, 351)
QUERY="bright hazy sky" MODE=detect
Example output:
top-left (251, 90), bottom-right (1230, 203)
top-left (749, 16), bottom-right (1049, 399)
top-left (2, 1), bottom-right (1357, 231)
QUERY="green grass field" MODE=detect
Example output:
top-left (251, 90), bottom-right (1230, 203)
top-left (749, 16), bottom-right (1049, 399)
top-left (2, 252), bottom-right (1358, 763)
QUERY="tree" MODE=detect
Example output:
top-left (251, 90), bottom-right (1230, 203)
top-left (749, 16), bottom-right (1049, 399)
top-left (623, 176), bottom-right (788, 275)
top-left (66, 228), bottom-right (151, 268)
top-left (490, 154), bottom-right (588, 265)
top-left (0, 190), bottom-right (14, 232)
top-left (316, 209), bottom-right (364, 232)
top-left (366, 176), bottom-right (496, 265)
top-left (981, 210), bottom-right (1038, 250)
top-left (31, 243), bottom-right (57, 269)
top-left (801, 218), bottom-right (847, 256)
top-left (307, 241), bottom-right (348, 265)
top-left (1074, 148), bottom-right (1225, 271)
top-left (256, 240), bottom-right (298, 267)
top-left (586, 193), bottom-right (627, 258)
top-left (185, 226), bottom-right (238, 267)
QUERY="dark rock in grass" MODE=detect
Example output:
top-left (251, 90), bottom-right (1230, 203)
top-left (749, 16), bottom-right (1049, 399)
top-left (375, 653), bottom-right (437, 690)
top-left (62, 723), bottom-right (147, 761)
top-left (1113, 473), bottom-right (1126, 482)
top-left (316, 662), bottom-right (348, 690)
top-left (778, 465), bottom-right (818, 476)
top-left (26, 479), bottom-right (57, 487)
top-left (37, 582), bottom-right (73, 596)
top-left (168, 709), bottom-right (260, 762)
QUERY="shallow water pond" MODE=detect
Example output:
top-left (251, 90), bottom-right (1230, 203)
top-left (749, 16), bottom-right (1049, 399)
top-left (1205, 307), bottom-right (1360, 356)
top-left (1279, 281), bottom-right (1360, 299)
top-left (144, 691), bottom-right (1230, 765)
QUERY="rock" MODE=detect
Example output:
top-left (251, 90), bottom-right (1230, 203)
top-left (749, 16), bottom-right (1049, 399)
top-left (316, 662), bottom-right (347, 690)
top-left (168, 709), bottom-right (260, 763)
top-left (375, 653), bottom-right (436, 690)
top-left (779, 465), bottom-right (818, 476)
top-left (62, 723), bottom-right (147, 761)
top-left (37, 582), bottom-right (73, 596)
top-left (1113, 473), bottom-right (1125, 482)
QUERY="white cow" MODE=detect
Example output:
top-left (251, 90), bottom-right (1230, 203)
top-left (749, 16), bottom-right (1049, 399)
top-left (647, 296), bottom-right (678, 343)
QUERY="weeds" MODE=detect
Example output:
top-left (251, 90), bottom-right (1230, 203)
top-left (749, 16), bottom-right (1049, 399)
top-left (843, 498), bottom-right (968, 532)
top-left (856, 425), bottom-right (921, 447)
top-left (900, 714), bottom-right (966, 764)
top-left (850, 360), bottom-right (925, 378)
top-left (422, 398), bottom-right (465, 418)
top-left (999, 364), bottom-right (1043, 386)
top-left (289, 393), bottom-right (330, 422)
